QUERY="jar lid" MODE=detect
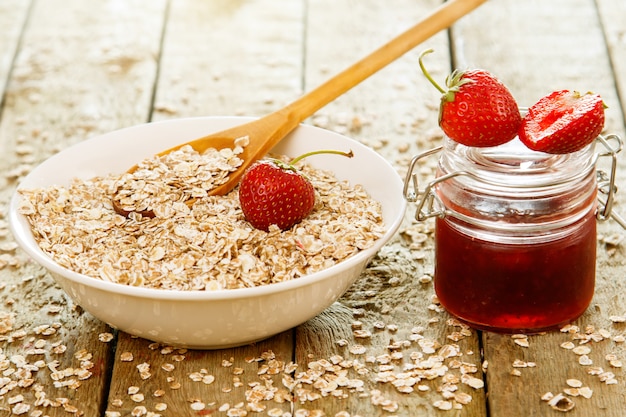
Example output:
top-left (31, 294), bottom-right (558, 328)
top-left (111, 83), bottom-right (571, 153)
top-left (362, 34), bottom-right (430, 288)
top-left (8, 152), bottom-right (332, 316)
top-left (403, 133), bottom-right (624, 232)
top-left (438, 137), bottom-right (596, 192)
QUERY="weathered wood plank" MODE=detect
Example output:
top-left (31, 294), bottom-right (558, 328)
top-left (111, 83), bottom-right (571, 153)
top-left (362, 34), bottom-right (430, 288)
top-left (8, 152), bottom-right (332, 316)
top-left (294, 0), bottom-right (487, 415)
top-left (597, 0), bottom-right (626, 126)
top-left (151, 0), bottom-right (305, 121)
top-left (0, 0), bottom-right (30, 102)
top-left (0, 0), bottom-right (167, 415)
top-left (452, 1), bottom-right (626, 416)
top-left (104, 0), bottom-right (304, 414)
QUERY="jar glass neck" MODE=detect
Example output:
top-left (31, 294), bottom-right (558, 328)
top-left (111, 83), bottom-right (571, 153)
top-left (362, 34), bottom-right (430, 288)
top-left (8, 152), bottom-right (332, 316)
top-left (435, 137), bottom-right (598, 234)
top-left (438, 137), bottom-right (597, 190)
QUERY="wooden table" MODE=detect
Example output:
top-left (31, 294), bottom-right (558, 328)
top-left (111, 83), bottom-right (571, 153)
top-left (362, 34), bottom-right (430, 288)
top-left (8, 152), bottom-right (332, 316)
top-left (1, 0), bottom-right (625, 416)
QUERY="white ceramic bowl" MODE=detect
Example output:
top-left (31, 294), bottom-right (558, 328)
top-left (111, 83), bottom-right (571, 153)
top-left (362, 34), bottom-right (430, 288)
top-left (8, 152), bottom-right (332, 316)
top-left (9, 117), bottom-right (406, 349)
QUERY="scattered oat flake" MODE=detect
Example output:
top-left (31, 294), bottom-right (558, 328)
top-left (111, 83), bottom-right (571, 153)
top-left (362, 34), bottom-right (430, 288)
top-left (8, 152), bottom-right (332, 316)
top-left (349, 344), bottom-right (367, 355)
top-left (514, 338), bottom-right (529, 348)
top-left (130, 393), bottom-right (144, 403)
top-left (461, 374), bottom-right (484, 389)
top-left (455, 391), bottom-right (473, 405)
top-left (131, 405), bottom-right (147, 416)
top-left (353, 329), bottom-right (372, 339)
top-left (512, 359), bottom-right (530, 368)
top-left (99, 332), bottom-right (114, 342)
top-left (433, 400), bottom-right (453, 410)
top-left (572, 345), bottom-right (591, 355)
top-left (566, 378), bottom-right (583, 388)
top-left (8, 395), bottom-right (25, 405)
top-left (548, 393), bottom-right (575, 412)
top-left (190, 401), bottom-right (205, 411)
top-left (137, 362), bottom-right (151, 379)
top-left (579, 386), bottom-right (593, 398)
top-left (561, 324), bottom-right (580, 333)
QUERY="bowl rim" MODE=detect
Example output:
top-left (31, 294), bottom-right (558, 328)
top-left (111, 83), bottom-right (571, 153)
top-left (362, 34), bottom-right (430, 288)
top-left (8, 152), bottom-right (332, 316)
top-left (9, 117), bottom-right (407, 302)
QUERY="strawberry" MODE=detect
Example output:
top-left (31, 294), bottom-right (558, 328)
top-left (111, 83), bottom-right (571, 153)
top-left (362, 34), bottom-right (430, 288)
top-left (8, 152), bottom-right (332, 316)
top-left (419, 49), bottom-right (521, 147)
top-left (238, 150), bottom-right (353, 231)
top-left (518, 90), bottom-right (605, 154)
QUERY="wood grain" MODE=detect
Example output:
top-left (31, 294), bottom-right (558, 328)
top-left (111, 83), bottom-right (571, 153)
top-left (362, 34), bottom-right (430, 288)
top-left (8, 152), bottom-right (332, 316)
top-left (0, 0), bottom-right (30, 101)
top-left (151, 0), bottom-right (305, 120)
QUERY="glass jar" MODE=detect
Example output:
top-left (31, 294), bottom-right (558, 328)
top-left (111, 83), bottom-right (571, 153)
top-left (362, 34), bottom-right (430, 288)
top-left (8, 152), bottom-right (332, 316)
top-left (403, 133), bottom-right (623, 333)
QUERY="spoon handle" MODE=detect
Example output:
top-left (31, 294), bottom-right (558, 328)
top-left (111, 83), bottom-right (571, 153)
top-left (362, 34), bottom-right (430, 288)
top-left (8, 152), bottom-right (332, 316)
top-left (281, 0), bottom-right (487, 121)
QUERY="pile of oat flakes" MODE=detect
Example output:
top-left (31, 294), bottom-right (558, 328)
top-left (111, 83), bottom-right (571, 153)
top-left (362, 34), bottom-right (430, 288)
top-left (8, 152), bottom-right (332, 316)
top-left (17, 143), bottom-right (385, 290)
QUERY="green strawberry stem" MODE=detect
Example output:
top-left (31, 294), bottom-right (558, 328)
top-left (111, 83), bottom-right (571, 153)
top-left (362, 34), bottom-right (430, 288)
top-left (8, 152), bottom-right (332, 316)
top-left (419, 49), bottom-right (472, 104)
top-left (419, 49), bottom-right (446, 94)
top-left (290, 149), bottom-right (354, 165)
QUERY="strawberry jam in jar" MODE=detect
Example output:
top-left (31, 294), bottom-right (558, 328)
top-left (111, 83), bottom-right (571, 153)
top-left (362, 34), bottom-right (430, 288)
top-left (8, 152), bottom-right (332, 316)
top-left (404, 134), bottom-right (622, 333)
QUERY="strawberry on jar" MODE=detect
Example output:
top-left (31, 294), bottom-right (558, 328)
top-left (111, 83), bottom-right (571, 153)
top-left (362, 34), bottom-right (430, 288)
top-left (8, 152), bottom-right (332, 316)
top-left (419, 49), bottom-right (521, 148)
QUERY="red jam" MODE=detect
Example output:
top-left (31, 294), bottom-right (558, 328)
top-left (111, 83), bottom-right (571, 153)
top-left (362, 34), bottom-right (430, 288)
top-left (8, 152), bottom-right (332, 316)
top-left (434, 210), bottom-right (597, 333)
top-left (422, 136), bottom-right (602, 333)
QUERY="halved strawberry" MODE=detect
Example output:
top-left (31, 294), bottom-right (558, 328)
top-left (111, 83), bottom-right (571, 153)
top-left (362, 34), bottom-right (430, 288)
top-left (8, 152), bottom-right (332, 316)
top-left (419, 49), bottom-right (521, 148)
top-left (518, 90), bottom-right (605, 154)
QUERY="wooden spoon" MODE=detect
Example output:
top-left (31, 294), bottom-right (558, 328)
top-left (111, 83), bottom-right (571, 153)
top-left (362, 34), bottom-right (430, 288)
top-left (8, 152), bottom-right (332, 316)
top-left (113, 0), bottom-right (487, 217)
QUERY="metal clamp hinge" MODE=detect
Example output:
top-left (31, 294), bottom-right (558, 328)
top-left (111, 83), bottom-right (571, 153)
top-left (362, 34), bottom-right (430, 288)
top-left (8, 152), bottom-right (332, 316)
top-left (595, 134), bottom-right (624, 228)
top-left (402, 146), bottom-right (453, 221)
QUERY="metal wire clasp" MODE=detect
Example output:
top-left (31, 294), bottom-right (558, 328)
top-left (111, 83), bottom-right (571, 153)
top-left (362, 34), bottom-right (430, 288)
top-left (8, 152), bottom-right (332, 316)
top-left (595, 134), bottom-right (624, 228)
top-left (402, 145), bottom-right (447, 221)
top-left (402, 134), bottom-right (625, 229)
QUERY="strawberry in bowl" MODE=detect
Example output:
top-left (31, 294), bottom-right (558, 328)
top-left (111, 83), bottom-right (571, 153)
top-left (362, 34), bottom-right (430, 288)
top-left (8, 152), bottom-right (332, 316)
top-left (239, 150), bottom-right (353, 231)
